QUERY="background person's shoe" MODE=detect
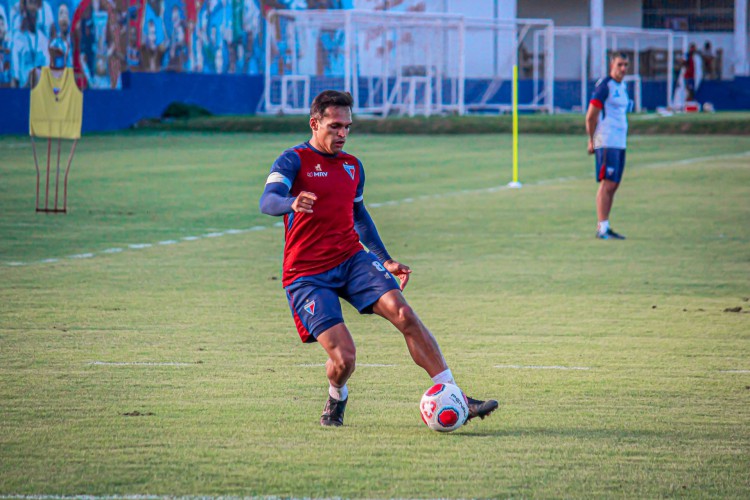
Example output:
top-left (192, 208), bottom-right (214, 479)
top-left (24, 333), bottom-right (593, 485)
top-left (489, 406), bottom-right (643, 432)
top-left (596, 228), bottom-right (626, 240)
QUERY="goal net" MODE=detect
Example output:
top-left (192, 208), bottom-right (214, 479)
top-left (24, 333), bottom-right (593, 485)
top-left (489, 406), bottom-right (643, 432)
top-left (462, 18), bottom-right (554, 114)
top-left (263, 9), bottom-right (554, 116)
top-left (550, 26), bottom-right (687, 112)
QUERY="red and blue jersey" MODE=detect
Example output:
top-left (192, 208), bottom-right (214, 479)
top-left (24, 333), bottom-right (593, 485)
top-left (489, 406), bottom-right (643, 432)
top-left (590, 76), bottom-right (630, 150)
top-left (265, 142), bottom-right (366, 287)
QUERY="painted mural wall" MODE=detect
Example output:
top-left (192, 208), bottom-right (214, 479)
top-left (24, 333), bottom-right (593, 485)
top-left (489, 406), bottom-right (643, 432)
top-left (0, 0), bottom-right (427, 89)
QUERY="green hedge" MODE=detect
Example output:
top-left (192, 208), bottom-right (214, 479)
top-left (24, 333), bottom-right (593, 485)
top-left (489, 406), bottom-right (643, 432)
top-left (138, 111), bottom-right (750, 135)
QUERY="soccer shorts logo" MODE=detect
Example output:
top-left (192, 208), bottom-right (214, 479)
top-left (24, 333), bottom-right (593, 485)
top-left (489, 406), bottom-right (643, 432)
top-left (303, 300), bottom-right (316, 316)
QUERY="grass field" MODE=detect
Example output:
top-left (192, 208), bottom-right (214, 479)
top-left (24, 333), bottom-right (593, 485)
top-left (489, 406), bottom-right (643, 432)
top-left (1, 131), bottom-right (749, 498)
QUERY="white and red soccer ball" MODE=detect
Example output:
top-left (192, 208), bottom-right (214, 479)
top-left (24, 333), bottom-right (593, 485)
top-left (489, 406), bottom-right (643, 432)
top-left (419, 383), bottom-right (469, 432)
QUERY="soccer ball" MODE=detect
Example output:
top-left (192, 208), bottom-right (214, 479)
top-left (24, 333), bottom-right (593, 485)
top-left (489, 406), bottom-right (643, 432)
top-left (419, 383), bottom-right (469, 432)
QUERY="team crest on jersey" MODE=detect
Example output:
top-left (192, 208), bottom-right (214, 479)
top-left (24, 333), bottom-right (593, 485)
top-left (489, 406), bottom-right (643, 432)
top-left (343, 163), bottom-right (355, 180)
top-left (303, 300), bottom-right (316, 316)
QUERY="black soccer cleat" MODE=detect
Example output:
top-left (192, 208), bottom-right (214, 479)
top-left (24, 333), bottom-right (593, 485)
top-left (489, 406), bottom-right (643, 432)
top-left (466, 396), bottom-right (499, 421)
top-left (320, 396), bottom-right (347, 427)
top-left (596, 228), bottom-right (626, 240)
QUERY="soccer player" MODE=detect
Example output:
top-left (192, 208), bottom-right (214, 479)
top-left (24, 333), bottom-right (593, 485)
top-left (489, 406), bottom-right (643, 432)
top-left (259, 90), bottom-right (498, 427)
top-left (586, 52), bottom-right (631, 240)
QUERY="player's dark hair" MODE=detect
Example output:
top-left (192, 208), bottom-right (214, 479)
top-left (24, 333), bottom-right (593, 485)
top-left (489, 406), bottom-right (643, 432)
top-left (611, 51), bottom-right (629, 62)
top-left (310, 90), bottom-right (354, 119)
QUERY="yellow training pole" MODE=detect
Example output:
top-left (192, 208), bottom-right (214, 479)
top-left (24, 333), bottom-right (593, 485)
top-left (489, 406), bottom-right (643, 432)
top-left (508, 64), bottom-right (522, 188)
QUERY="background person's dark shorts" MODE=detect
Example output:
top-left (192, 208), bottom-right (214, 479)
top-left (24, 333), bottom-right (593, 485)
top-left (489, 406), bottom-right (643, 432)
top-left (595, 148), bottom-right (626, 183)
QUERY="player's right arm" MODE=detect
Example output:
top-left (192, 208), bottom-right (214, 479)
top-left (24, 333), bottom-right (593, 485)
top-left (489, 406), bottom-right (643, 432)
top-left (586, 78), bottom-right (608, 154)
top-left (259, 149), bottom-right (317, 215)
top-left (585, 103), bottom-right (600, 155)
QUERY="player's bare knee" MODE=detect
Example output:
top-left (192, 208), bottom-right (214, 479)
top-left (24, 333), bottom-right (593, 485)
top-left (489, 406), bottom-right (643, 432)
top-left (333, 349), bottom-right (356, 376)
top-left (391, 303), bottom-right (420, 331)
top-left (603, 180), bottom-right (619, 194)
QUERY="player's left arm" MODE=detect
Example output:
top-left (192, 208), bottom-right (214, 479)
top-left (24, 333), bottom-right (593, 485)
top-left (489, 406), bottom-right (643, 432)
top-left (382, 258), bottom-right (411, 291)
top-left (353, 201), bottom-right (391, 261)
top-left (352, 161), bottom-right (412, 290)
top-left (353, 203), bottom-right (412, 291)
top-left (352, 161), bottom-right (390, 260)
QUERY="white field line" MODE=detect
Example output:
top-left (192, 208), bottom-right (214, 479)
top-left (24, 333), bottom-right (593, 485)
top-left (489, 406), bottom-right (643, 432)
top-left (68, 253), bottom-right (95, 259)
top-left (298, 363), bottom-right (397, 367)
top-left (719, 369), bottom-right (750, 373)
top-left (4, 150), bottom-right (748, 268)
top-left (301, 363), bottom-right (595, 371)
top-left (0, 497), bottom-right (313, 500)
top-left (0, 496), bottom-right (314, 500)
top-left (0, 497), bottom-right (166, 500)
top-left (646, 150), bottom-right (750, 169)
top-left (495, 364), bottom-right (591, 371)
top-left (2, 224), bottom-right (283, 267)
top-left (88, 361), bottom-right (197, 367)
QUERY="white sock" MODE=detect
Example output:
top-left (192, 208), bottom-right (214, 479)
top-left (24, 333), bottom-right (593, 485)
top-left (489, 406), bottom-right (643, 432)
top-left (329, 383), bottom-right (348, 401)
top-left (431, 368), bottom-right (456, 386)
top-left (597, 219), bottom-right (609, 234)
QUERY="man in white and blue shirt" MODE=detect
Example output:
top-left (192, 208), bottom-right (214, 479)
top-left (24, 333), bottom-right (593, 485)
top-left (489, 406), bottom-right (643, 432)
top-left (586, 52), bottom-right (631, 240)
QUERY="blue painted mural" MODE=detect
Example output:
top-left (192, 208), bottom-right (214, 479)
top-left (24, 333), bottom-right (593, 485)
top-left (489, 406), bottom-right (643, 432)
top-left (0, 0), bottom-right (426, 89)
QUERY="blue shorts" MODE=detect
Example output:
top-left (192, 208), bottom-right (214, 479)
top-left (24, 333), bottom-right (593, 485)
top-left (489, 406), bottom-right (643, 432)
top-left (595, 148), bottom-right (626, 183)
top-left (284, 250), bottom-right (400, 343)
top-left (685, 78), bottom-right (695, 94)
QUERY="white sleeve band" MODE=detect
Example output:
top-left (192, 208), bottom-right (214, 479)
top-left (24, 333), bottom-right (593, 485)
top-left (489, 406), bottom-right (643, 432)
top-left (266, 172), bottom-right (292, 189)
top-left (353, 195), bottom-right (364, 203)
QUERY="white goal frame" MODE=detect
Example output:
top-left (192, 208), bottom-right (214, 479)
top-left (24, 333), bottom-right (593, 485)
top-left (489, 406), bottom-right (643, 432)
top-left (545, 26), bottom-right (688, 112)
top-left (462, 17), bottom-right (555, 114)
top-left (624, 74), bottom-right (642, 112)
top-left (263, 9), bottom-right (555, 116)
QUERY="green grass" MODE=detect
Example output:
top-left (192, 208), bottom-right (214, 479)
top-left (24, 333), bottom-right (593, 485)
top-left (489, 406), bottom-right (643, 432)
top-left (1, 131), bottom-right (749, 498)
